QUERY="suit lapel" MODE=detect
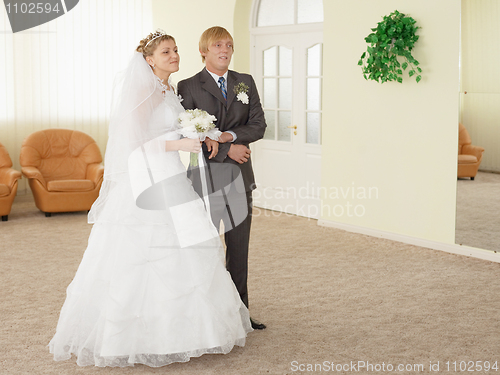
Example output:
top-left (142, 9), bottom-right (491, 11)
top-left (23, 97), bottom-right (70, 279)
top-left (200, 69), bottom-right (227, 107)
top-left (226, 71), bottom-right (237, 109)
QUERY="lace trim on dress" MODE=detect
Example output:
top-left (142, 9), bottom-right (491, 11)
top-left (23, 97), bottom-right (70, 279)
top-left (54, 336), bottom-right (249, 367)
top-left (155, 75), bottom-right (174, 96)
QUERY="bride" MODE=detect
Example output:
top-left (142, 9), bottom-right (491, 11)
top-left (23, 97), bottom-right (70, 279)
top-left (48, 30), bottom-right (252, 367)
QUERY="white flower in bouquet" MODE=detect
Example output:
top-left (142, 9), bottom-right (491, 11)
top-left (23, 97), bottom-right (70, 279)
top-left (177, 109), bottom-right (217, 135)
top-left (177, 109), bottom-right (221, 166)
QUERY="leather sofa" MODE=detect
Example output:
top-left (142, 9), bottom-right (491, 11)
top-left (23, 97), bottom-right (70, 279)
top-left (20, 129), bottom-right (104, 216)
top-left (0, 142), bottom-right (22, 221)
top-left (458, 123), bottom-right (484, 180)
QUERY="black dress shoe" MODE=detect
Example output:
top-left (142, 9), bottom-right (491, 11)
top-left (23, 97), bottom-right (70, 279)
top-left (250, 317), bottom-right (266, 330)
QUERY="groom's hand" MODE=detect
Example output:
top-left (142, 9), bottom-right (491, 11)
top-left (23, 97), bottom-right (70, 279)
top-left (227, 144), bottom-right (251, 164)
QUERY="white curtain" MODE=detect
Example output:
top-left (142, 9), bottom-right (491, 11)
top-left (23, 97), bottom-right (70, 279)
top-left (0, 0), bottom-right (153, 191)
top-left (461, 0), bottom-right (500, 172)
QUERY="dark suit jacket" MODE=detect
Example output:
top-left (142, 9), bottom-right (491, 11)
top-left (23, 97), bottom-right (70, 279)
top-left (177, 68), bottom-right (266, 192)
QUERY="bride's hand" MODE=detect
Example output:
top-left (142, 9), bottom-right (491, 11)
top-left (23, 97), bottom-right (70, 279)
top-left (204, 138), bottom-right (219, 159)
top-left (178, 138), bottom-right (202, 153)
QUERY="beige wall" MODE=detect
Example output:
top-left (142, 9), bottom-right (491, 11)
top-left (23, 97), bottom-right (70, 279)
top-left (233, 0), bottom-right (253, 74)
top-left (321, 0), bottom-right (460, 244)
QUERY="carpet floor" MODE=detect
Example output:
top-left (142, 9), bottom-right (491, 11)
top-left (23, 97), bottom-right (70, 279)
top-left (456, 171), bottom-right (500, 251)
top-left (1, 192), bottom-right (499, 375)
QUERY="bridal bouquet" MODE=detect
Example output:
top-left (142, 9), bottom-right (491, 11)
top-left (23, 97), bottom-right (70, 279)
top-left (177, 109), bottom-right (221, 166)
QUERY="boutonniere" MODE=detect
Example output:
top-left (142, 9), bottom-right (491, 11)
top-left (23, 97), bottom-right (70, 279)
top-left (233, 82), bottom-right (249, 104)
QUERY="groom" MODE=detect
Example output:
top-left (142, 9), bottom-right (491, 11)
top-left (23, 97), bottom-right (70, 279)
top-left (178, 26), bottom-right (267, 329)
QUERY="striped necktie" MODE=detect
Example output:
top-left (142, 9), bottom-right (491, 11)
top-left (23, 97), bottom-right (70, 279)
top-left (218, 76), bottom-right (227, 100)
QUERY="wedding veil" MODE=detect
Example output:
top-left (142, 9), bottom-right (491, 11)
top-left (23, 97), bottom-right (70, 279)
top-left (88, 52), bottom-right (164, 223)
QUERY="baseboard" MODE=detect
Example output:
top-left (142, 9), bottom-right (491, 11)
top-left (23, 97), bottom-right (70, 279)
top-left (317, 219), bottom-right (500, 264)
top-left (478, 169), bottom-right (500, 174)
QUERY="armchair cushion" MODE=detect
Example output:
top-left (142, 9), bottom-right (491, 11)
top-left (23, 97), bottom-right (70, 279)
top-left (47, 179), bottom-right (94, 192)
top-left (458, 154), bottom-right (478, 164)
top-left (461, 144), bottom-right (484, 160)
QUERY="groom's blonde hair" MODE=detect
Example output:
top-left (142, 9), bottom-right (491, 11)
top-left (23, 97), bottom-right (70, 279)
top-left (199, 26), bottom-right (234, 63)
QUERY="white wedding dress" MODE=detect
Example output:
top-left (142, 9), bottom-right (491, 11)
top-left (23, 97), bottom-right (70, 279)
top-left (48, 54), bottom-right (252, 367)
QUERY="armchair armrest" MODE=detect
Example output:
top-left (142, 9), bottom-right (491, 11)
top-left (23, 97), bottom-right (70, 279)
top-left (86, 163), bottom-right (104, 185)
top-left (21, 166), bottom-right (46, 187)
top-left (462, 144), bottom-right (485, 161)
top-left (0, 168), bottom-right (22, 189)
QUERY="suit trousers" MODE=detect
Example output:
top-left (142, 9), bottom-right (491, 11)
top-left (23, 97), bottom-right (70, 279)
top-left (209, 190), bottom-right (253, 308)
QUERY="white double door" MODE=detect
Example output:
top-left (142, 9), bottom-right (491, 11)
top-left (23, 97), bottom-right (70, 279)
top-left (251, 31), bottom-right (323, 219)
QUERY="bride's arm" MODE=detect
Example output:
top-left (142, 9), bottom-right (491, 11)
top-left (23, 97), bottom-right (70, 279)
top-left (165, 138), bottom-right (201, 153)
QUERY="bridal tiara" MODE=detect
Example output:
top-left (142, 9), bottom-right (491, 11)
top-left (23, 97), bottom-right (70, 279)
top-left (145, 29), bottom-right (167, 47)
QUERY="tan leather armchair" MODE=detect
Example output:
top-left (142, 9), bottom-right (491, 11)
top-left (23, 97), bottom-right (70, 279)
top-left (20, 129), bottom-right (104, 216)
top-left (0, 142), bottom-right (22, 221)
top-left (458, 123), bottom-right (484, 180)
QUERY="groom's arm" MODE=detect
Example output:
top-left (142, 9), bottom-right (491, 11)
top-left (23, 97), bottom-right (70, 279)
top-left (227, 75), bottom-right (267, 144)
top-left (214, 75), bottom-right (266, 163)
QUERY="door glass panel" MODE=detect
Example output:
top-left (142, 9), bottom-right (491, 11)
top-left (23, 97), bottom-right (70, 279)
top-left (306, 112), bottom-right (321, 144)
top-left (297, 0), bottom-right (324, 24)
top-left (306, 43), bottom-right (323, 145)
top-left (264, 110), bottom-right (276, 140)
top-left (279, 46), bottom-right (292, 76)
top-left (307, 78), bottom-right (321, 110)
top-left (307, 44), bottom-right (322, 76)
top-left (257, 0), bottom-right (294, 26)
top-left (279, 78), bottom-right (292, 109)
top-left (263, 78), bottom-right (277, 108)
top-left (263, 46), bottom-right (277, 76)
top-left (262, 44), bottom-right (293, 143)
top-left (278, 111), bottom-right (291, 142)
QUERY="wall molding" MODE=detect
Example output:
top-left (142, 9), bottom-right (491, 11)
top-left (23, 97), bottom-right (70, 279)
top-left (318, 219), bottom-right (500, 264)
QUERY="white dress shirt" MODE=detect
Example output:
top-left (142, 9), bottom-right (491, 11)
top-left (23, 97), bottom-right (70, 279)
top-left (205, 68), bottom-right (237, 142)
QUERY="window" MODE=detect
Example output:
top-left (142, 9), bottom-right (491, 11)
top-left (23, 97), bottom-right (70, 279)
top-left (0, 0), bottom-right (152, 154)
top-left (257, 0), bottom-right (323, 27)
